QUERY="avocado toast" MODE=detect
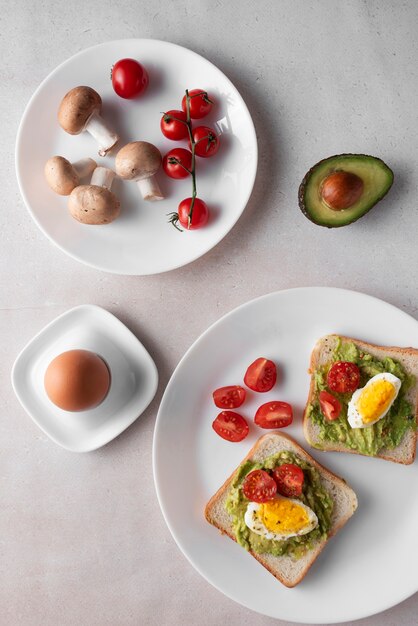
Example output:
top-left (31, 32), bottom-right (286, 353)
top-left (303, 335), bottom-right (418, 463)
top-left (205, 432), bottom-right (358, 587)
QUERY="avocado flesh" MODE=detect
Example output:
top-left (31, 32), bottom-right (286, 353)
top-left (299, 154), bottom-right (394, 227)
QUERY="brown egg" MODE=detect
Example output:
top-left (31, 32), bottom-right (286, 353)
top-left (44, 349), bottom-right (110, 412)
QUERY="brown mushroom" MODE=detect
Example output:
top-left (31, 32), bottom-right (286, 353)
top-left (68, 167), bottom-right (120, 225)
top-left (115, 141), bottom-right (164, 201)
top-left (44, 156), bottom-right (97, 195)
top-left (58, 86), bottom-right (119, 157)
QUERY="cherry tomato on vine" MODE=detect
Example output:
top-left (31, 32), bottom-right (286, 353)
top-left (191, 126), bottom-right (219, 158)
top-left (160, 110), bottom-right (189, 140)
top-left (111, 58), bottom-right (149, 99)
top-left (181, 89), bottom-right (214, 119)
top-left (168, 197), bottom-right (209, 231)
top-left (162, 148), bottom-right (192, 179)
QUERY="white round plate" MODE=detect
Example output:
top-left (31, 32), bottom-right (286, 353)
top-left (153, 287), bottom-right (418, 623)
top-left (16, 39), bottom-right (257, 275)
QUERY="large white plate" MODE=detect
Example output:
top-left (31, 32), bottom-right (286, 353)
top-left (153, 287), bottom-right (418, 623)
top-left (15, 39), bottom-right (257, 275)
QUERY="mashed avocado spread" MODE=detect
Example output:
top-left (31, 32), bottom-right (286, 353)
top-left (225, 451), bottom-right (333, 559)
top-left (307, 339), bottom-right (416, 456)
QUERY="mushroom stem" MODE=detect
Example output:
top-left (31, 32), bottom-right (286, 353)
top-left (91, 166), bottom-right (116, 190)
top-left (72, 158), bottom-right (97, 179)
top-left (136, 176), bottom-right (164, 201)
top-left (85, 112), bottom-right (119, 157)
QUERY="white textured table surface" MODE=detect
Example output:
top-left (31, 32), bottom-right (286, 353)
top-left (2, 1), bottom-right (418, 624)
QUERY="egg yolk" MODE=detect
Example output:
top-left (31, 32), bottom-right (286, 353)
top-left (357, 379), bottom-right (396, 423)
top-left (261, 498), bottom-right (309, 533)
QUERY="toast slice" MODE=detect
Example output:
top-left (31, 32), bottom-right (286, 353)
top-left (205, 432), bottom-right (357, 587)
top-left (303, 334), bottom-right (418, 464)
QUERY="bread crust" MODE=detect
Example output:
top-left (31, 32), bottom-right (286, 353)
top-left (205, 432), bottom-right (357, 587)
top-left (303, 334), bottom-right (418, 464)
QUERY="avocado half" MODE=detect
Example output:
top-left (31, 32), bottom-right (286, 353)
top-left (298, 154), bottom-right (394, 227)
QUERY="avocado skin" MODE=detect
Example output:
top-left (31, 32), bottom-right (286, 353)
top-left (298, 153), bottom-right (394, 228)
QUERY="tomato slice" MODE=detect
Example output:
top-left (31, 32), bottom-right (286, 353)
top-left (327, 361), bottom-right (360, 394)
top-left (244, 358), bottom-right (277, 392)
top-left (213, 385), bottom-right (246, 409)
top-left (254, 401), bottom-right (293, 429)
top-left (212, 411), bottom-right (249, 442)
top-left (319, 390), bottom-right (342, 421)
top-left (272, 464), bottom-right (304, 498)
top-left (242, 469), bottom-right (277, 503)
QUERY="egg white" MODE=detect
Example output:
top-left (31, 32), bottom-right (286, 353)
top-left (347, 372), bottom-right (401, 429)
top-left (244, 497), bottom-right (318, 542)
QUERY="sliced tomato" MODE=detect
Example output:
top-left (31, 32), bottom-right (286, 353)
top-left (327, 361), bottom-right (360, 394)
top-left (244, 358), bottom-right (277, 392)
top-left (242, 469), bottom-right (277, 503)
top-left (254, 401), bottom-right (293, 429)
top-left (212, 411), bottom-right (249, 442)
top-left (272, 464), bottom-right (304, 498)
top-left (319, 390), bottom-right (342, 421)
top-left (213, 385), bottom-right (246, 409)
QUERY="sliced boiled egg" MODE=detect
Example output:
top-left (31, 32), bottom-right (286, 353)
top-left (244, 495), bottom-right (318, 542)
top-left (347, 372), bottom-right (401, 429)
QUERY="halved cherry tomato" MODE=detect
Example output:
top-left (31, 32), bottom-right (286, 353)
top-left (160, 110), bottom-right (189, 140)
top-left (254, 401), bottom-right (293, 429)
top-left (212, 411), bottom-right (249, 442)
top-left (191, 126), bottom-right (219, 158)
top-left (162, 148), bottom-right (192, 179)
top-left (181, 89), bottom-right (213, 119)
top-left (319, 390), bottom-right (342, 421)
top-left (272, 464), bottom-right (304, 498)
top-left (327, 361), bottom-right (361, 394)
top-left (111, 58), bottom-right (149, 99)
top-left (242, 469), bottom-right (277, 503)
top-left (213, 385), bottom-right (246, 409)
top-left (244, 358), bottom-right (277, 392)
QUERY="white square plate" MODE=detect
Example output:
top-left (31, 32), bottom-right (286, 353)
top-left (12, 305), bottom-right (158, 451)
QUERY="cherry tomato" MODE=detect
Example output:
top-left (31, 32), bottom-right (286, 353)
top-left (162, 148), bottom-right (192, 179)
top-left (213, 385), bottom-right (246, 409)
top-left (192, 126), bottom-right (219, 158)
top-left (160, 110), bottom-right (189, 140)
top-left (254, 401), bottom-right (293, 429)
top-left (244, 358), bottom-right (277, 392)
top-left (272, 464), bottom-right (304, 498)
top-left (242, 469), bottom-right (277, 503)
top-left (212, 411), bottom-right (249, 442)
top-left (182, 89), bottom-right (213, 119)
top-left (319, 390), bottom-right (342, 421)
top-left (111, 58), bottom-right (149, 99)
top-left (327, 361), bottom-right (361, 394)
top-left (176, 197), bottom-right (209, 230)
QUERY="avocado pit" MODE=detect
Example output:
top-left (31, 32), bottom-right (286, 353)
top-left (320, 171), bottom-right (364, 211)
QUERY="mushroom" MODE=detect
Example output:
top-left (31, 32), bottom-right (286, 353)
top-left (44, 156), bottom-right (97, 195)
top-left (115, 141), bottom-right (164, 201)
top-left (68, 166), bottom-right (120, 225)
top-left (58, 86), bottom-right (119, 157)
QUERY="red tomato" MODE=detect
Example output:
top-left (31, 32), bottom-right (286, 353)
top-left (162, 148), bottom-right (192, 179)
top-left (111, 58), bottom-right (149, 99)
top-left (182, 89), bottom-right (213, 119)
top-left (244, 358), bottom-right (277, 392)
top-left (177, 197), bottom-right (209, 230)
top-left (272, 464), bottom-right (304, 498)
top-left (213, 385), bottom-right (246, 409)
top-left (212, 411), bottom-right (249, 442)
top-left (327, 361), bottom-right (361, 394)
top-left (319, 390), bottom-right (342, 421)
top-left (160, 110), bottom-right (189, 140)
top-left (242, 469), bottom-right (277, 503)
top-left (192, 126), bottom-right (219, 158)
top-left (254, 401), bottom-right (293, 429)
